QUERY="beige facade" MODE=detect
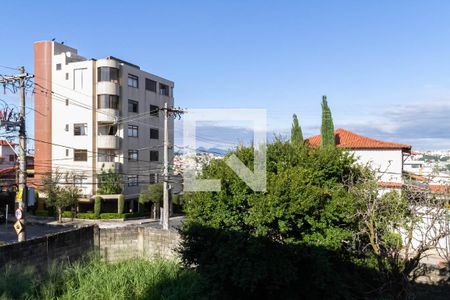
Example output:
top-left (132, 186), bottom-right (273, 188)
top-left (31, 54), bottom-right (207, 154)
top-left (34, 41), bottom-right (174, 199)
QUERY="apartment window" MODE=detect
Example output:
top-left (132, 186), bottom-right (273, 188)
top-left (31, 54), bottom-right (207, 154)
top-left (150, 150), bottom-right (159, 162)
top-left (127, 74), bottom-right (139, 88)
top-left (9, 155), bottom-right (15, 162)
top-left (56, 63), bottom-right (62, 70)
top-left (128, 100), bottom-right (139, 113)
top-left (150, 105), bottom-right (159, 117)
top-left (128, 150), bottom-right (138, 161)
top-left (65, 73), bottom-right (69, 80)
top-left (98, 67), bottom-right (119, 83)
top-left (97, 95), bottom-right (119, 109)
top-left (98, 124), bottom-right (117, 136)
top-left (74, 123), bottom-right (87, 136)
top-left (150, 128), bottom-right (159, 139)
top-left (149, 173), bottom-right (158, 184)
top-left (65, 98), bottom-right (69, 106)
top-left (98, 149), bottom-right (115, 162)
top-left (66, 149), bottom-right (69, 157)
top-left (159, 83), bottom-right (169, 96)
top-left (127, 175), bottom-right (139, 187)
top-left (128, 125), bottom-right (139, 137)
top-left (73, 68), bottom-right (87, 90)
top-left (65, 124), bottom-right (69, 131)
top-left (145, 78), bottom-right (157, 92)
top-left (74, 149), bottom-right (88, 161)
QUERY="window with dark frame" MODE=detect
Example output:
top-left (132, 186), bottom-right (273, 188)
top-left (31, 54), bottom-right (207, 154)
top-left (127, 74), bottom-right (139, 88)
top-left (128, 125), bottom-right (139, 137)
top-left (159, 83), bottom-right (169, 96)
top-left (9, 155), bottom-right (15, 162)
top-left (128, 100), bottom-right (139, 113)
top-left (97, 95), bottom-right (119, 109)
top-left (145, 78), bottom-right (157, 92)
top-left (98, 67), bottom-right (119, 83)
top-left (128, 150), bottom-right (138, 161)
top-left (150, 128), bottom-right (159, 139)
top-left (74, 123), bottom-right (88, 136)
top-left (74, 149), bottom-right (88, 161)
top-left (56, 63), bottom-right (62, 70)
top-left (66, 149), bottom-right (69, 157)
top-left (150, 150), bottom-right (159, 162)
top-left (149, 173), bottom-right (157, 184)
top-left (127, 175), bottom-right (139, 187)
top-left (150, 105), bottom-right (159, 117)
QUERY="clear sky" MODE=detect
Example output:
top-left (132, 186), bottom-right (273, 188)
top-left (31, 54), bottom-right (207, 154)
top-left (1, 0), bottom-right (450, 150)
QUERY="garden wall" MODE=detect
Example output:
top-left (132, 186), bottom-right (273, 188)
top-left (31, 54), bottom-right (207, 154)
top-left (0, 225), bottom-right (181, 271)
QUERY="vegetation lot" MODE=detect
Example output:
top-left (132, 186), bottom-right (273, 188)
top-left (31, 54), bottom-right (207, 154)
top-left (0, 256), bottom-right (204, 300)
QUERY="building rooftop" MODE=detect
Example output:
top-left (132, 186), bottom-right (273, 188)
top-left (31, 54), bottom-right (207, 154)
top-left (305, 128), bottom-right (412, 151)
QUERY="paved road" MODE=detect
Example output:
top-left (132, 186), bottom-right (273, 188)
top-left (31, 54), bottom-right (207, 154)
top-left (0, 222), bottom-right (72, 244)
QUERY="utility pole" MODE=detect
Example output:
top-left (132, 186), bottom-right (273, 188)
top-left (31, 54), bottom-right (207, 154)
top-left (160, 104), bottom-right (184, 230)
top-left (18, 66), bottom-right (27, 242)
top-left (0, 67), bottom-right (32, 242)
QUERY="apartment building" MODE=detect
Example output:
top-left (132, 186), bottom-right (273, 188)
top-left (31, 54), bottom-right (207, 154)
top-left (34, 41), bottom-right (174, 202)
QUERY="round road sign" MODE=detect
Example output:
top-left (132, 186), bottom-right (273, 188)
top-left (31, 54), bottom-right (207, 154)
top-left (15, 208), bottom-right (22, 220)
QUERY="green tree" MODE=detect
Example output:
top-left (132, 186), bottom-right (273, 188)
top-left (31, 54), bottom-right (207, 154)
top-left (320, 95), bottom-right (335, 148)
top-left (41, 171), bottom-right (80, 222)
top-left (97, 165), bottom-right (122, 195)
top-left (180, 141), bottom-right (367, 297)
top-left (290, 113), bottom-right (304, 145)
top-left (139, 183), bottom-right (163, 219)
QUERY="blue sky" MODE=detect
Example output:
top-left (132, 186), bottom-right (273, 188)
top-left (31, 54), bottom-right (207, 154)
top-left (1, 0), bottom-right (450, 150)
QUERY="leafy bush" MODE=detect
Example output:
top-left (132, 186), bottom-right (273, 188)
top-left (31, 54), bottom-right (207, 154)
top-left (180, 141), bottom-right (374, 298)
top-left (34, 210), bottom-right (49, 217)
top-left (94, 196), bottom-right (102, 218)
top-left (60, 211), bottom-right (149, 220)
top-left (118, 194), bottom-right (124, 214)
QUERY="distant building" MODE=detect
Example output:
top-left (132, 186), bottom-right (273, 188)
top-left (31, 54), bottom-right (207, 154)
top-left (306, 128), bottom-right (412, 193)
top-left (34, 41), bottom-right (174, 207)
top-left (0, 140), bottom-right (17, 170)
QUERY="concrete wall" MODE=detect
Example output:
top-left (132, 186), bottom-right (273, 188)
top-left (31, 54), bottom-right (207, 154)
top-left (0, 226), bottom-right (95, 271)
top-left (0, 225), bottom-right (180, 271)
top-left (98, 226), bottom-right (180, 262)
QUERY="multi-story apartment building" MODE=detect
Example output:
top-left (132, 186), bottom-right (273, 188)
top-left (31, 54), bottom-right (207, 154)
top-left (34, 41), bottom-right (174, 205)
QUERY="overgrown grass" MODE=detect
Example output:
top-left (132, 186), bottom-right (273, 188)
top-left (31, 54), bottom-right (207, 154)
top-left (0, 255), bottom-right (205, 300)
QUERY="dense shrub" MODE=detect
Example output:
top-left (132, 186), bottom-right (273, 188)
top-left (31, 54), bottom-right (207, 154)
top-left (34, 210), bottom-right (49, 217)
top-left (117, 194), bottom-right (124, 214)
top-left (94, 196), bottom-right (102, 218)
top-left (180, 141), bottom-right (376, 298)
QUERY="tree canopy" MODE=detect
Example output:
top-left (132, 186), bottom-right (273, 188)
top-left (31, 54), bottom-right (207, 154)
top-left (290, 113), bottom-right (304, 145)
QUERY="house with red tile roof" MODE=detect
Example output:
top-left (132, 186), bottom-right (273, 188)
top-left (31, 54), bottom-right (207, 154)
top-left (0, 140), bottom-right (17, 170)
top-left (306, 129), bottom-right (412, 193)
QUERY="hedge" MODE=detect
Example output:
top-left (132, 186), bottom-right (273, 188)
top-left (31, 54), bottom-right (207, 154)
top-left (61, 211), bottom-right (149, 220)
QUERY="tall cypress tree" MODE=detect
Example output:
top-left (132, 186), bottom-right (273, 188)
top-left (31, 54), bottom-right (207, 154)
top-left (291, 113), bottom-right (304, 145)
top-left (321, 95), bottom-right (335, 147)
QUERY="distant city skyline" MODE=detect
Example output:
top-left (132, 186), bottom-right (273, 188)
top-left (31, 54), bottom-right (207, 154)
top-left (1, 1), bottom-right (450, 150)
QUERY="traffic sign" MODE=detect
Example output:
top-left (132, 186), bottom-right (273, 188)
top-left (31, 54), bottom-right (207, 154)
top-left (15, 208), bottom-right (22, 220)
top-left (14, 220), bottom-right (23, 234)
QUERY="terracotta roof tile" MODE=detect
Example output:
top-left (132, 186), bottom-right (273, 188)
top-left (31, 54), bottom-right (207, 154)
top-left (0, 140), bottom-right (16, 146)
top-left (378, 182), bottom-right (403, 188)
top-left (305, 128), bottom-right (411, 150)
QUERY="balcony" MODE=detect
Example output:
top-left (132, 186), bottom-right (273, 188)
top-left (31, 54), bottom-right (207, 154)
top-left (97, 161), bottom-right (122, 172)
top-left (97, 81), bottom-right (119, 95)
top-left (97, 108), bottom-right (119, 123)
top-left (97, 135), bottom-right (120, 149)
